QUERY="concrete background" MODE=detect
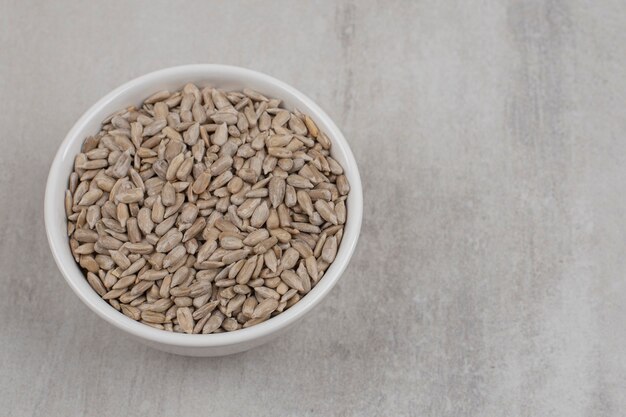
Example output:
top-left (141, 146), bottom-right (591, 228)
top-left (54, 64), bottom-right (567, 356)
top-left (1, 0), bottom-right (625, 416)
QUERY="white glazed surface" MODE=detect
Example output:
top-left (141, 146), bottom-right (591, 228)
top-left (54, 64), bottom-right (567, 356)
top-left (45, 65), bottom-right (363, 356)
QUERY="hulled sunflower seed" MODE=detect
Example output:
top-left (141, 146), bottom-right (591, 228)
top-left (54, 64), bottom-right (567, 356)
top-left (252, 298), bottom-right (279, 319)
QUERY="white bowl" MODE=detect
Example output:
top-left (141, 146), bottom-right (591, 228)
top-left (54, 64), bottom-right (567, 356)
top-left (44, 65), bottom-right (363, 356)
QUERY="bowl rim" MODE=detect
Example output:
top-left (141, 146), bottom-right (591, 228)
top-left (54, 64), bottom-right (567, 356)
top-left (45, 64), bottom-right (362, 348)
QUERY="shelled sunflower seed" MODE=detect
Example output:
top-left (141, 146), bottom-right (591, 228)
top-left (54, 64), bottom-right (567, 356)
top-left (65, 84), bottom-right (349, 334)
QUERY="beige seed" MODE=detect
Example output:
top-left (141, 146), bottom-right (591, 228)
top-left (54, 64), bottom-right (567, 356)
top-left (73, 228), bottom-right (98, 243)
top-left (241, 297), bottom-right (258, 318)
top-left (269, 228), bottom-right (291, 244)
top-left (252, 298), bottom-right (279, 319)
top-left (154, 216), bottom-right (177, 237)
top-left (280, 248), bottom-right (300, 270)
top-left (202, 312), bottom-right (225, 334)
top-left (303, 115), bottom-right (319, 138)
top-left (159, 275), bottom-right (172, 298)
top-left (291, 222), bottom-right (320, 234)
top-left (184, 122), bottom-right (200, 145)
top-left (73, 181), bottom-right (89, 205)
top-left (268, 147), bottom-right (293, 158)
top-left (125, 242), bottom-right (154, 254)
top-left (161, 182), bottom-right (176, 206)
top-left (268, 176), bottom-right (286, 208)
top-left (226, 294), bottom-right (246, 317)
top-left (309, 189), bottom-right (332, 201)
top-left (243, 317), bottom-right (268, 328)
top-left (336, 175), bottom-right (350, 196)
top-left (72, 210), bottom-right (85, 230)
top-left (255, 286), bottom-right (280, 300)
top-left (86, 272), bottom-right (107, 296)
top-left (297, 190), bottom-right (314, 217)
top-left (143, 119), bottom-right (167, 137)
top-left (243, 88), bottom-right (268, 102)
top-left (317, 131), bottom-right (331, 150)
top-left (264, 250), bottom-right (278, 273)
top-left (115, 203), bottom-right (128, 227)
top-left (121, 304), bottom-right (141, 320)
top-left (286, 174), bottom-right (314, 189)
top-left (253, 236), bottom-right (278, 255)
top-left (197, 240), bottom-right (218, 263)
top-left (210, 155), bottom-right (233, 176)
top-left (263, 209), bottom-right (278, 230)
top-left (162, 245), bottom-right (187, 269)
top-left (222, 249), bottom-right (250, 264)
top-left (189, 280), bottom-right (212, 298)
top-left (305, 256), bottom-right (319, 282)
top-left (65, 190), bottom-right (73, 217)
top-left (267, 134), bottom-right (292, 147)
top-left (208, 171), bottom-right (233, 191)
top-left (242, 229), bottom-right (269, 246)
top-left (212, 123), bottom-right (228, 146)
top-left (228, 259), bottom-right (245, 280)
top-left (222, 317), bottom-right (240, 332)
top-left (165, 153), bottom-right (184, 181)
top-left (130, 280), bottom-right (153, 296)
top-left (192, 171), bottom-right (211, 194)
top-left (141, 310), bottom-right (166, 324)
top-left (151, 196), bottom-right (165, 223)
top-left (335, 200), bottom-right (346, 224)
top-left (281, 288), bottom-right (298, 302)
top-left (103, 288), bottom-right (126, 300)
top-left (123, 259), bottom-right (148, 279)
top-left (164, 194), bottom-right (184, 218)
top-left (156, 229), bottom-right (183, 253)
top-left (109, 151), bottom-right (132, 179)
top-left (171, 266), bottom-right (190, 287)
top-left (236, 198), bottom-right (261, 219)
top-left (193, 300), bottom-right (219, 320)
top-left (236, 255), bottom-right (257, 285)
top-left (277, 204), bottom-right (291, 227)
top-left (170, 285), bottom-right (191, 298)
top-left (146, 299), bottom-right (173, 315)
top-left (280, 270), bottom-right (305, 292)
top-left (139, 268), bottom-right (168, 281)
top-left (314, 199), bottom-right (338, 225)
top-left (176, 157), bottom-right (194, 181)
top-left (182, 217), bottom-right (206, 242)
top-left (297, 262), bottom-right (312, 293)
top-left (245, 188), bottom-right (268, 198)
top-left (321, 236), bottom-right (338, 263)
top-left (115, 188), bottom-right (143, 204)
top-left (78, 189), bottom-right (103, 206)
top-left (227, 176), bottom-right (244, 194)
top-left (176, 307), bottom-right (194, 334)
top-left (285, 185), bottom-right (297, 207)
top-left (179, 203), bottom-right (199, 224)
top-left (98, 235), bottom-right (123, 250)
top-left (220, 235), bottom-right (243, 250)
top-left (112, 274), bottom-right (137, 290)
top-left (144, 90), bottom-right (170, 104)
top-left (289, 114), bottom-right (307, 135)
top-left (137, 207), bottom-right (154, 234)
top-left (95, 255), bottom-right (115, 270)
top-left (250, 201), bottom-right (270, 228)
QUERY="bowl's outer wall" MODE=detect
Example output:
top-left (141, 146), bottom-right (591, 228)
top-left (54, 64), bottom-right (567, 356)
top-left (45, 65), bottom-right (363, 356)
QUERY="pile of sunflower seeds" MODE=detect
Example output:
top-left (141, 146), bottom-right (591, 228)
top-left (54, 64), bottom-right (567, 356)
top-left (65, 84), bottom-right (349, 334)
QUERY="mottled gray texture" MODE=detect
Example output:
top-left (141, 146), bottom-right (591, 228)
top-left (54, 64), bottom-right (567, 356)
top-left (1, 0), bottom-right (625, 416)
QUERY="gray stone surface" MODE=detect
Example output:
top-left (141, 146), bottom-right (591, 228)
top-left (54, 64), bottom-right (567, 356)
top-left (1, 0), bottom-right (625, 415)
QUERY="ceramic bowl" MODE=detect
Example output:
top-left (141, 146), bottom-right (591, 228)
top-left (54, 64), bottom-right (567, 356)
top-left (45, 65), bottom-right (362, 356)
